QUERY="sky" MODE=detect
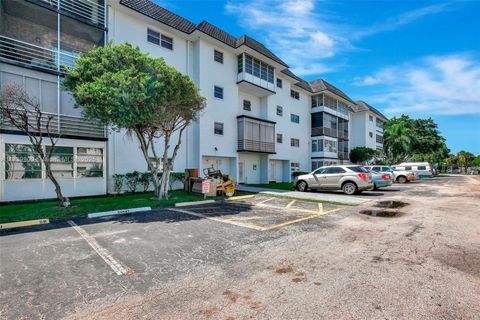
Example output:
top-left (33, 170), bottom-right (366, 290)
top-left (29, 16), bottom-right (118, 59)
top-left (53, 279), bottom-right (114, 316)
top-left (154, 0), bottom-right (480, 155)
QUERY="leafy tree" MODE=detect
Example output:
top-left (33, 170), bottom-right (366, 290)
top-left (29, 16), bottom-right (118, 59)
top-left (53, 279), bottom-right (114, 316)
top-left (0, 84), bottom-right (70, 207)
top-left (456, 150), bottom-right (475, 173)
top-left (349, 147), bottom-right (378, 164)
top-left (383, 122), bottom-right (411, 164)
top-left (472, 155), bottom-right (480, 167)
top-left (64, 43), bottom-right (206, 199)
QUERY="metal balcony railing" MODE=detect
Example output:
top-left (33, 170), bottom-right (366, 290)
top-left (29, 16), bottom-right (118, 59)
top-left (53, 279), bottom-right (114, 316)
top-left (311, 127), bottom-right (337, 138)
top-left (1, 111), bottom-right (106, 139)
top-left (237, 139), bottom-right (275, 153)
top-left (0, 35), bottom-right (78, 73)
top-left (38, 0), bottom-right (105, 26)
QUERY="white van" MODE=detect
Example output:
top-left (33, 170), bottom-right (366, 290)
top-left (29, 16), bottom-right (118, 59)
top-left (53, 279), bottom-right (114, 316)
top-left (392, 162), bottom-right (433, 178)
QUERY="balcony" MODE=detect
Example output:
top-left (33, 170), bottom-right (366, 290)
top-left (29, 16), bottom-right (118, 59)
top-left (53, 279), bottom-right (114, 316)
top-left (311, 127), bottom-right (337, 138)
top-left (35, 0), bottom-right (105, 27)
top-left (1, 111), bottom-right (106, 139)
top-left (0, 36), bottom-right (78, 74)
top-left (237, 115), bottom-right (275, 154)
top-left (338, 130), bottom-right (349, 140)
top-left (237, 53), bottom-right (275, 96)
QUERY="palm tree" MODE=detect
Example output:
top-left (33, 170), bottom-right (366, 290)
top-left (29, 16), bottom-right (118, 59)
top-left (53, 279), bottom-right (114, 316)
top-left (384, 123), bottom-right (411, 164)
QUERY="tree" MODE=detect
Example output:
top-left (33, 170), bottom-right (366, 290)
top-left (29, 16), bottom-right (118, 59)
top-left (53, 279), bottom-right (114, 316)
top-left (383, 122), bottom-right (411, 164)
top-left (0, 84), bottom-right (70, 207)
top-left (63, 43), bottom-right (206, 200)
top-left (349, 147), bottom-right (378, 164)
top-left (456, 150), bottom-right (475, 173)
top-left (472, 155), bottom-right (480, 167)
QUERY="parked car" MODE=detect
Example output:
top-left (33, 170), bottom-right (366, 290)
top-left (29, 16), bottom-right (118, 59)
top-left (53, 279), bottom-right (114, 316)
top-left (393, 162), bottom-right (433, 179)
top-left (364, 165), bottom-right (414, 184)
top-left (295, 165), bottom-right (373, 195)
top-left (368, 170), bottom-right (393, 190)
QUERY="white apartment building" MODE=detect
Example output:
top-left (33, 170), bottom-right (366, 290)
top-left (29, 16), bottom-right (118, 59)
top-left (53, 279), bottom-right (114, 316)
top-left (0, 0), bottom-right (386, 202)
top-left (351, 100), bottom-right (388, 152)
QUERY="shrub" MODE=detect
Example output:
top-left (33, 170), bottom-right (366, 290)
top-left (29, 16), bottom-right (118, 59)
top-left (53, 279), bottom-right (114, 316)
top-left (112, 174), bottom-right (125, 194)
top-left (125, 171), bottom-right (140, 193)
top-left (139, 172), bottom-right (153, 192)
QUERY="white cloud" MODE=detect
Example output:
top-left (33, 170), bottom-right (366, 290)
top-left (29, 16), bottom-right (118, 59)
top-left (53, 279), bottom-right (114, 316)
top-left (355, 55), bottom-right (480, 115)
top-left (225, 0), bottom-right (458, 77)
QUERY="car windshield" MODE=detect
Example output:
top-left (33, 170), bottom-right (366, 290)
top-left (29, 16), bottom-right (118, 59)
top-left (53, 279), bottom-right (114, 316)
top-left (349, 166), bottom-right (368, 173)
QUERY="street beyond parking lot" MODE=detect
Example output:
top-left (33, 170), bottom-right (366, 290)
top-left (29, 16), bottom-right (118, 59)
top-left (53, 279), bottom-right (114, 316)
top-left (1, 175), bottom-right (479, 319)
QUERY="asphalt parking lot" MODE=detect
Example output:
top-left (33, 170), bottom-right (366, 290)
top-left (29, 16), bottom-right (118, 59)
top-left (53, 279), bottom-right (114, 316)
top-left (1, 175), bottom-right (479, 320)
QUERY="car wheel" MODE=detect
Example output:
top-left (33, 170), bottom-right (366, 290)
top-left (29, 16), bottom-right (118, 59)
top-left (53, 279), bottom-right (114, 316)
top-left (397, 176), bottom-right (407, 184)
top-left (373, 185), bottom-right (378, 191)
top-left (342, 182), bottom-right (357, 195)
top-left (296, 180), bottom-right (308, 192)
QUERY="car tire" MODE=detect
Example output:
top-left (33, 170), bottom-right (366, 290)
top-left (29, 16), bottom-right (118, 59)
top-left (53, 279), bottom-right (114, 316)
top-left (373, 185), bottom-right (378, 191)
top-left (397, 176), bottom-right (407, 184)
top-left (342, 182), bottom-right (358, 195)
top-left (296, 180), bottom-right (308, 192)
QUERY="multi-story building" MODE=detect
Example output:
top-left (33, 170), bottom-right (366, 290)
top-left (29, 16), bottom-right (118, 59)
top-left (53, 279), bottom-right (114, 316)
top-left (351, 100), bottom-right (388, 152)
top-left (0, 0), bottom-right (387, 202)
top-left (0, 0), bottom-right (108, 201)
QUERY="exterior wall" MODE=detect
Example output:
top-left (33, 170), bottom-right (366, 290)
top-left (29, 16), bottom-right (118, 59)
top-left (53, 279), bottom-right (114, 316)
top-left (351, 111), bottom-right (367, 149)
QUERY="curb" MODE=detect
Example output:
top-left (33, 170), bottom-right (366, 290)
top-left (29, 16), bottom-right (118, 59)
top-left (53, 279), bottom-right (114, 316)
top-left (88, 207), bottom-right (152, 218)
top-left (175, 200), bottom-right (215, 207)
top-left (0, 219), bottom-right (50, 230)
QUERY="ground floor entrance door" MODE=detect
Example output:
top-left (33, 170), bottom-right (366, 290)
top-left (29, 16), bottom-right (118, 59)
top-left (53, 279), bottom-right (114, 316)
top-left (269, 161), bottom-right (276, 182)
top-left (238, 161), bottom-right (245, 184)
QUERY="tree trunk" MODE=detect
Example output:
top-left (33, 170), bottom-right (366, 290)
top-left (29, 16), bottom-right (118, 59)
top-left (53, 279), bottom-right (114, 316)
top-left (45, 161), bottom-right (70, 207)
top-left (157, 167), bottom-right (170, 200)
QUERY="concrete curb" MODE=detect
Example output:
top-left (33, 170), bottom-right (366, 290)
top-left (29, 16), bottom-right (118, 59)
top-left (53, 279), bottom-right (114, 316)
top-left (0, 219), bottom-right (50, 230)
top-left (175, 200), bottom-right (215, 207)
top-left (88, 207), bottom-right (152, 218)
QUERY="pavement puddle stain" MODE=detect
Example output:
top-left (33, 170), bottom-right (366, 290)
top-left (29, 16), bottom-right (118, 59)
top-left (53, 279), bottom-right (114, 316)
top-left (359, 210), bottom-right (403, 217)
top-left (374, 200), bottom-right (409, 208)
top-left (275, 265), bottom-right (294, 274)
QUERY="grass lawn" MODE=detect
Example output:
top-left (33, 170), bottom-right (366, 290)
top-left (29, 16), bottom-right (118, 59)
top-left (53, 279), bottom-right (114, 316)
top-left (246, 182), bottom-right (295, 191)
top-left (0, 190), bottom-right (252, 224)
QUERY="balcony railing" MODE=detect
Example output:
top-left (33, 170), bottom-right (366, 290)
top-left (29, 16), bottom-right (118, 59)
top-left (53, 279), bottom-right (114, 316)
top-left (237, 139), bottom-right (275, 153)
top-left (338, 152), bottom-right (349, 160)
top-left (1, 111), bottom-right (106, 139)
top-left (311, 127), bottom-right (337, 138)
top-left (38, 0), bottom-right (105, 27)
top-left (0, 35), bottom-right (78, 73)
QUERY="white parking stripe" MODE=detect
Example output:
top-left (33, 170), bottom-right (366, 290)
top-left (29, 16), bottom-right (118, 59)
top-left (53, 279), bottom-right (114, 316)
top-left (67, 220), bottom-right (133, 276)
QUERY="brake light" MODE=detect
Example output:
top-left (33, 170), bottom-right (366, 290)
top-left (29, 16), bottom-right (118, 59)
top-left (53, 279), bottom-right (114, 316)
top-left (358, 173), bottom-right (367, 180)
top-left (381, 174), bottom-right (389, 180)
top-left (428, 169), bottom-right (432, 172)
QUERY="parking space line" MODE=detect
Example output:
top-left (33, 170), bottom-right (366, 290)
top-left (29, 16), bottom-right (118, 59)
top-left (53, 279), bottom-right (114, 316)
top-left (168, 208), bottom-right (268, 231)
top-left (67, 220), bottom-right (133, 276)
top-left (286, 200), bottom-right (296, 209)
top-left (264, 207), bottom-right (346, 231)
top-left (257, 197), bottom-right (275, 205)
top-left (256, 203), bottom-right (319, 214)
top-left (318, 203), bottom-right (323, 213)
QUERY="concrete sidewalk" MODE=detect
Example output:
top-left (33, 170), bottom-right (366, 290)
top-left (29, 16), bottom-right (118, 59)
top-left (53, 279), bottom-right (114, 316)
top-left (236, 185), bottom-right (375, 205)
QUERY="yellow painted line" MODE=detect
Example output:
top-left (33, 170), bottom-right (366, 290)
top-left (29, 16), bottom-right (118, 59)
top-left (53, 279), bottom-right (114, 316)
top-left (256, 203), bottom-right (319, 214)
top-left (175, 200), bottom-right (215, 207)
top-left (0, 219), bottom-right (49, 230)
top-left (264, 207), bottom-right (347, 231)
top-left (226, 195), bottom-right (255, 201)
top-left (318, 203), bottom-right (323, 213)
top-left (257, 197), bottom-right (275, 205)
top-left (168, 208), bottom-right (267, 231)
top-left (285, 200), bottom-right (296, 209)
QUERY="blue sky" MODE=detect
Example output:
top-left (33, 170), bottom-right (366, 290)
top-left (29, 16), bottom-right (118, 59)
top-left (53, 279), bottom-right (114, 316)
top-left (155, 0), bottom-right (480, 155)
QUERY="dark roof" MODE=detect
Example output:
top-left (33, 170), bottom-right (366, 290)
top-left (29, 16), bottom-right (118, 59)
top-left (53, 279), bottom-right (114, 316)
top-left (309, 79), bottom-right (355, 104)
top-left (197, 21), bottom-right (238, 47)
top-left (356, 100), bottom-right (388, 120)
top-left (281, 69), bottom-right (313, 92)
top-left (120, 0), bottom-right (288, 67)
top-left (120, 0), bottom-right (196, 34)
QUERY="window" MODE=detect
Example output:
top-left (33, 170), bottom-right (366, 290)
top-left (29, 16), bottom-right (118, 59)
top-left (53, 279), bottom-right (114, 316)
top-left (253, 59), bottom-right (260, 77)
top-left (214, 50), bottom-right (223, 63)
top-left (276, 78), bottom-right (282, 88)
top-left (161, 34), bottom-right (173, 50)
top-left (239, 54), bottom-right (274, 83)
top-left (325, 167), bottom-right (346, 174)
top-left (243, 100), bottom-right (251, 111)
top-left (276, 105), bottom-right (283, 116)
top-left (245, 55), bottom-right (253, 74)
top-left (324, 140), bottom-right (337, 153)
top-left (376, 119), bottom-right (383, 129)
top-left (291, 162), bottom-right (300, 172)
top-left (77, 147), bottom-right (103, 177)
top-left (369, 132), bottom-right (373, 138)
top-left (290, 138), bottom-right (300, 147)
top-left (405, 166), bottom-right (412, 170)
top-left (376, 134), bottom-right (383, 144)
top-left (349, 166), bottom-right (368, 173)
top-left (214, 122), bottom-right (224, 135)
top-left (214, 86), bottom-right (223, 99)
top-left (290, 114), bottom-right (300, 124)
top-left (311, 138), bottom-right (324, 152)
top-left (5, 144), bottom-right (42, 179)
top-left (324, 95), bottom-right (337, 111)
top-left (418, 165), bottom-right (427, 170)
top-left (147, 28), bottom-right (160, 45)
top-left (147, 29), bottom-right (173, 50)
top-left (46, 146), bottom-right (74, 178)
top-left (276, 133), bottom-right (283, 143)
top-left (237, 55), bottom-right (243, 73)
top-left (369, 115), bottom-right (373, 121)
top-left (290, 89), bottom-right (299, 100)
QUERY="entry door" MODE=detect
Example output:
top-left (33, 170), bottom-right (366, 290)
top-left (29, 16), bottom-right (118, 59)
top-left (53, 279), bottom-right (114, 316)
top-left (269, 162), bottom-right (276, 182)
top-left (238, 161), bottom-right (245, 183)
